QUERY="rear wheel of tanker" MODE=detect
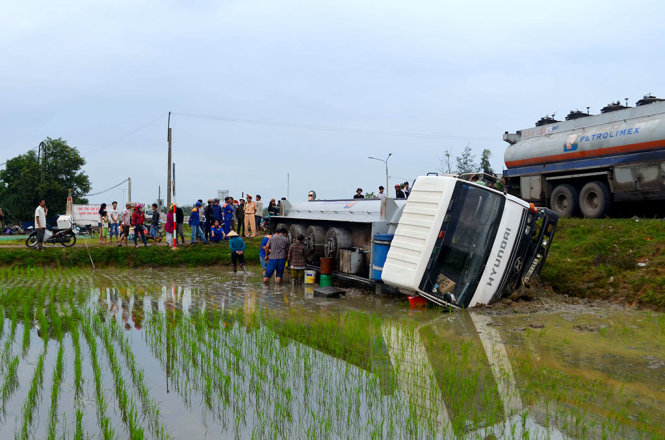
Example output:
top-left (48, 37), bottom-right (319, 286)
top-left (304, 225), bottom-right (326, 263)
top-left (324, 227), bottom-right (352, 259)
top-left (287, 224), bottom-right (306, 245)
top-left (550, 184), bottom-right (578, 217)
top-left (579, 181), bottom-right (611, 218)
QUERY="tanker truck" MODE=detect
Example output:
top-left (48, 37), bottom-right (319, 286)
top-left (271, 175), bottom-right (558, 309)
top-left (503, 95), bottom-right (665, 218)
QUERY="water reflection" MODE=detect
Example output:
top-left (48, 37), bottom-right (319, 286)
top-left (0, 267), bottom-right (663, 439)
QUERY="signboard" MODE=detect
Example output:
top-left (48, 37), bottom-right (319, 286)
top-left (72, 204), bottom-right (101, 225)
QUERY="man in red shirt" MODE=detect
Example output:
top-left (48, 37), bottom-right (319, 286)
top-left (132, 204), bottom-right (148, 247)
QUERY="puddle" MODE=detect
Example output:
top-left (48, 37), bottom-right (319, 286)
top-left (0, 266), bottom-right (663, 439)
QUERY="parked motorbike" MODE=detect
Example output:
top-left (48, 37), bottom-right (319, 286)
top-left (25, 226), bottom-right (77, 248)
top-left (4, 224), bottom-right (25, 235)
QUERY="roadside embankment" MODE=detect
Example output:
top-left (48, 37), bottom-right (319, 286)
top-left (540, 217), bottom-right (665, 309)
top-left (0, 238), bottom-right (261, 268)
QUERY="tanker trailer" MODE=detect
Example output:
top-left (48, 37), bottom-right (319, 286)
top-left (503, 95), bottom-right (665, 218)
top-left (271, 175), bottom-right (558, 309)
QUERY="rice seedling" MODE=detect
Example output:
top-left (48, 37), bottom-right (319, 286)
top-left (0, 355), bottom-right (20, 413)
top-left (19, 349), bottom-right (46, 440)
top-left (78, 313), bottom-right (116, 440)
top-left (46, 341), bottom-right (65, 440)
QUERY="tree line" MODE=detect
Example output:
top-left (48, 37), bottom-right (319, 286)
top-left (0, 138), bottom-right (90, 222)
top-left (439, 146), bottom-right (495, 176)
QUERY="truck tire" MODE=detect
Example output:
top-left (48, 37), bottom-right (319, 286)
top-left (287, 224), bottom-right (306, 245)
top-left (550, 184), bottom-right (578, 217)
top-left (579, 181), bottom-right (611, 218)
top-left (324, 227), bottom-right (352, 259)
top-left (275, 223), bottom-right (287, 234)
top-left (304, 225), bottom-right (326, 263)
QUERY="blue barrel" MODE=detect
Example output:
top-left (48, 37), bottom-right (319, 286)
top-left (372, 233), bottom-right (394, 281)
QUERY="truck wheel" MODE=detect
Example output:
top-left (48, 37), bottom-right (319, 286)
top-left (550, 184), bottom-right (578, 217)
top-left (324, 227), bottom-right (352, 259)
top-left (287, 224), bottom-right (306, 245)
top-left (304, 225), bottom-right (326, 263)
top-left (579, 181), bottom-right (611, 218)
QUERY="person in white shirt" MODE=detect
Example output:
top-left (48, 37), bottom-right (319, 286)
top-left (118, 203), bottom-right (132, 246)
top-left (34, 199), bottom-right (47, 251)
top-left (109, 201), bottom-right (120, 245)
top-left (377, 186), bottom-right (386, 200)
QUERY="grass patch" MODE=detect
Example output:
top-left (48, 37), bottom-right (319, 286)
top-left (0, 237), bottom-right (262, 268)
top-left (541, 217), bottom-right (665, 309)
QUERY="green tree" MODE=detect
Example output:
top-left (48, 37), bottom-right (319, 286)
top-left (455, 145), bottom-right (476, 175)
top-left (0, 138), bottom-right (90, 221)
top-left (479, 148), bottom-right (494, 175)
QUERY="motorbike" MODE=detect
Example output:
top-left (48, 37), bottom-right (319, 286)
top-left (4, 224), bottom-right (25, 235)
top-left (25, 226), bottom-right (77, 248)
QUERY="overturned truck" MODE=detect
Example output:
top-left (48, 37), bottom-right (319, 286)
top-left (271, 175), bottom-right (558, 308)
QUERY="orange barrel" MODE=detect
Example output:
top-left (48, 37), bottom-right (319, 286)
top-left (320, 257), bottom-right (333, 275)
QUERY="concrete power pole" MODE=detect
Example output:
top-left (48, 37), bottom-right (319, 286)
top-left (172, 163), bottom-right (176, 203)
top-left (167, 112), bottom-right (172, 207)
top-left (128, 177), bottom-right (132, 203)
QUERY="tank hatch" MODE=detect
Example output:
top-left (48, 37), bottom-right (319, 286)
top-left (565, 110), bottom-right (590, 121)
top-left (535, 115), bottom-right (560, 127)
top-left (636, 94), bottom-right (664, 106)
top-left (601, 101), bottom-right (629, 113)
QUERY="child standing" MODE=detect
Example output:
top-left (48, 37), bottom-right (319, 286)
top-left (287, 234), bottom-right (306, 283)
top-left (227, 231), bottom-right (246, 273)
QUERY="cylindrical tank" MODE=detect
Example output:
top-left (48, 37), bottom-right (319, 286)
top-left (371, 234), bottom-right (394, 281)
top-left (504, 102), bottom-right (665, 168)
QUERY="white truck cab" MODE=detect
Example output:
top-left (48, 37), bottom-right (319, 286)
top-left (381, 176), bottom-right (558, 308)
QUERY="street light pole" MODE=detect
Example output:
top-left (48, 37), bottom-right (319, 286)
top-left (368, 153), bottom-right (392, 197)
top-left (38, 141), bottom-right (46, 197)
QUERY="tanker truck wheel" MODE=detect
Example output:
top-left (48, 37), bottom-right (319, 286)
top-left (550, 184), bottom-right (578, 217)
top-left (304, 225), bottom-right (326, 264)
top-left (324, 227), bottom-right (352, 259)
top-left (579, 181), bottom-right (611, 218)
top-left (287, 224), bottom-right (306, 245)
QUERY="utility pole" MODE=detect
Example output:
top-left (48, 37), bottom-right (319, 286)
top-left (128, 177), bottom-right (132, 203)
top-left (167, 112), bottom-right (172, 207)
top-left (158, 185), bottom-right (161, 211)
top-left (172, 163), bottom-right (176, 203)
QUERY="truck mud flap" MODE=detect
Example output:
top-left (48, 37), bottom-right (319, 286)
top-left (522, 208), bottom-right (558, 285)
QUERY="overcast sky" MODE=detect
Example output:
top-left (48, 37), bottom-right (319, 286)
top-left (1, 0), bottom-right (663, 205)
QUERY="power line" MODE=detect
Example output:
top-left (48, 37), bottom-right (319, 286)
top-left (1, 114), bottom-right (167, 167)
top-left (175, 112), bottom-right (496, 141)
top-left (85, 178), bottom-right (129, 197)
top-left (85, 113), bottom-right (167, 154)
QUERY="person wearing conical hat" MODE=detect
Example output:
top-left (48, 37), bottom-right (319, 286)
top-left (227, 230), bottom-right (246, 273)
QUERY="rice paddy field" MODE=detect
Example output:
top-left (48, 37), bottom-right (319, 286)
top-left (0, 266), bottom-right (663, 439)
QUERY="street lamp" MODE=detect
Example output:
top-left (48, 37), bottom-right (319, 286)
top-left (37, 141), bottom-right (46, 197)
top-left (368, 153), bottom-right (392, 197)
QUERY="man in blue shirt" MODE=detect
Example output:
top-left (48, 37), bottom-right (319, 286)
top-left (259, 234), bottom-right (271, 276)
top-left (188, 201), bottom-right (206, 244)
top-left (222, 197), bottom-right (235, 237)
top-left (213, 198), bottom-right (223, 225)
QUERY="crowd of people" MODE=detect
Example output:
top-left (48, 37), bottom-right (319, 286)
top-left (352, 181), bottom-right (411, 199)
top-left (90, 194), bottom-right (287, 248)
